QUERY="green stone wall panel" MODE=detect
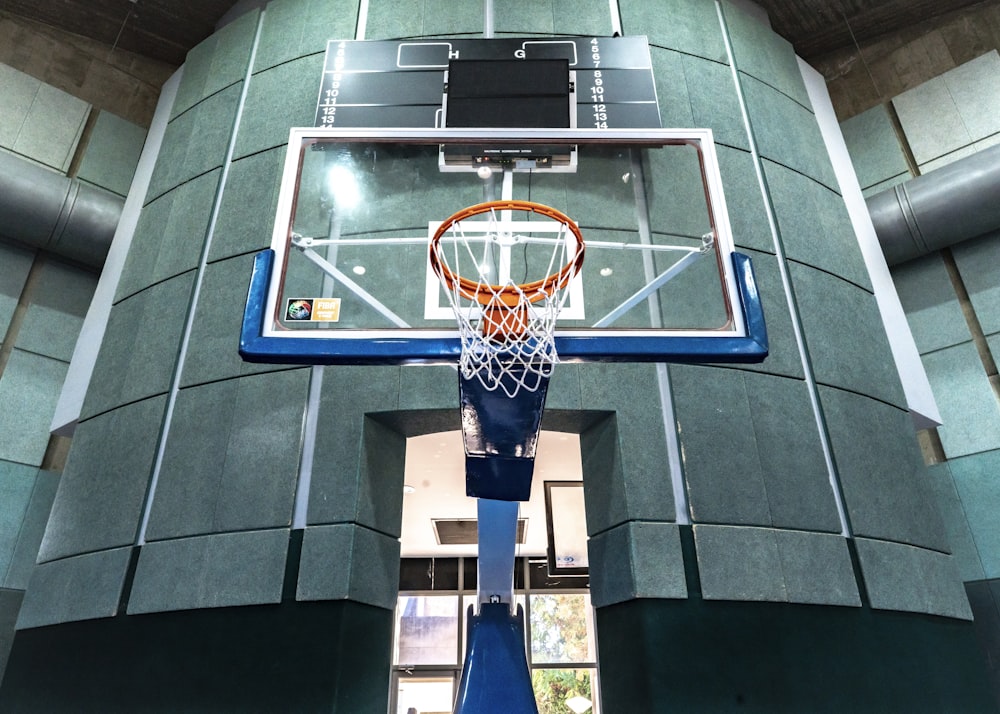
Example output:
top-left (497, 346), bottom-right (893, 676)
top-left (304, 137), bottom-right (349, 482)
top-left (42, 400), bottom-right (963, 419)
top-left (9, 83), bottom-right (89, 173)
top-left (839, 105), bottom-right (910, 193)
top-left (0, 64), bottom-right (38, 149)
top-left (721, 0), bottom-right (810, 106)
top-left (127, 529), bottom-right (288, 614)
top-left (891, 252), bottom-right (970, 354)
top-left (0, 243), bottom-right (34, 338)
top-left (648, 48), bottom-right (695, 130)
top-left (923, 342), bottom-right (1000, 458)
top-left (892, 53), bottom-right (1000, 169)
top-left (672, 366), bottom-right (840, 531)
top-left (145, 370), bottom-right (309, 541)
top-left (683, 54), bottom-right (750, 152)
top-left (364, 0), bottom-right (483, 40)
top-left (0, 461), bottom-right (36, 583)
top-left (672, 365), bottom-right (771, 526)
top-left (580, 413), bottom-right (630, 535)
top-left (117, 169), bottom-right (220, 301)
top-left (819, 386), bottom-right (949, 552)
top-left (774, 529), bottom-right (861, 606)
top-left (790, 263), bottom-right (905, 408)
top-left (618, 0), bottom-right (728, 64)
top-left (37, 396), bottom-right (166, 562)
top-left (207, 147), bottom-right (285, 262)
top-left (233, 55), bottom-right (323, 160)
top-left (181, 255), bottom-right (298, 387)
top-left (0, 350), bottom-right (67, 466)
top-left (143, 381), bottom-right (235, 538)
top-left (15, 547), bottom-right (132, 629)
top-left (82, 272), bottom-right (194, 419)
top-left (15, 258), bottom-right (97, 362)
top-left (76, 111), bottom-right (148, 197)
top-left (494, 0), bottom-right (610, 37)
top-left (297, 523), bottom-right (401, 610)
top-left (588, 521), bottom-right (687, 607)
top-left (353, 416), bottom-right (405, 537)
top-left (254, 0), bottom-right (360, 73)
top-left (695, 525), bottom-right (860, 606)
top-left (396, 365), bottom-right (457, 412)
top-left (953, 233), bottom-right (1000, 337)
top-left (309, 366), bottom-right (402, 526)
top-left (950, 450), bottom-right (1000, 579)
top-left (540, 363), bottom-right (583, 411)
top-left (578, 363), bottom-right (676, 523)
top-left (855, 537), bottom-right (973, 620)
top-left (924, 461), bottom-right (987, 582)
top-left (171, 9), bottom-right (260, 118)
top-left (741, 371), bottom-right (841, 530)
top-left (742, 75), bottom-right (838, 191)
top-left (2, 469), bottom-right (59, 590)
top-left (145, 83), bottom-right (242, 201)
top-left (764, 159), bottom-right (871, 289)
top-left (716, 146), bottom-right (773, 254)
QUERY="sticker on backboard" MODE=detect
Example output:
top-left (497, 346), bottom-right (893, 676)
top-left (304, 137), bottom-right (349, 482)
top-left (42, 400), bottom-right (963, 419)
top-left (284, 298), bottom-right (342, 323)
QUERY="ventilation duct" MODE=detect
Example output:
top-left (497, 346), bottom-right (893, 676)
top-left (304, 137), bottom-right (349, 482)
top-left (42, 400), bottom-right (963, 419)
top-left (867, 142), bottom-right (1000, 266)
top-left (0, 150), bottom-right (123, 269)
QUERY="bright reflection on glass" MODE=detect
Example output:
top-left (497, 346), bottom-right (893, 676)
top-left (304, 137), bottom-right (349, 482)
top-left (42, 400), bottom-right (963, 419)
top-left (396, 676), bottom-right (454, 714)
top-left (327, 164), bottom-right (360, 209)
top-left (394, 595), bottom-right (459, 666)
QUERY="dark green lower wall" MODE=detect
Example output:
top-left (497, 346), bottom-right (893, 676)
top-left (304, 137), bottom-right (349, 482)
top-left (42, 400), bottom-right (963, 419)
top-left (0, 600), bottom-right (392, 713)
top-left (0, 589), bottom-right (24, 685)
top-left (597, 596), bottom-right (998, 714)
top-left (968, 579), bottom-right (1000, 703)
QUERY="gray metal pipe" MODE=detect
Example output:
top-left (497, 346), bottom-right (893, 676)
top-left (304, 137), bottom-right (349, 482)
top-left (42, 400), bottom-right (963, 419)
top-left (867, 142), bottom-right (1000, 266)
top-left (0, 150), bottom-right (122, 269)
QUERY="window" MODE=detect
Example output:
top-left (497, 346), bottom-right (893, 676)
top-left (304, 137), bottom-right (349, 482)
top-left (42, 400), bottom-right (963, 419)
top-left (390, 560), bottom-right (599, 714)
top-left (529, 593), bottom-right (598, 713)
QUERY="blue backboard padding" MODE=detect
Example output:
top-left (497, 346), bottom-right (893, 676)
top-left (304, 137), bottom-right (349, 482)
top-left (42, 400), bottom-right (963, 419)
top-left (465, 455), bottom-right (535, 501)
top-left (240, 249), bottom-right (768, 365)
top-left (460, 371), bottom-right (546, 501)
top-left (454, 603), bottom-right (539, 714)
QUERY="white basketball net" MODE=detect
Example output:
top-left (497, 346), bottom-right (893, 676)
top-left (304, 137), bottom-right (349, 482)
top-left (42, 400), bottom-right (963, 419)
top-left (430, 202), bottom-right (584, 398)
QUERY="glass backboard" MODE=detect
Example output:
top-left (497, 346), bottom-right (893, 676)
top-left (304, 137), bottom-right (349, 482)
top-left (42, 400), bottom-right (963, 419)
top-left (240, 127), bottom-right (767, 365)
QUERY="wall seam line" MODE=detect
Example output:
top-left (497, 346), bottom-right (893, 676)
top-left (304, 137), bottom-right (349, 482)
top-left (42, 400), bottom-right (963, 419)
top-left (714, 0), bottom-right (853, 538)
top-left (135, 9), bottom-right (266, 546)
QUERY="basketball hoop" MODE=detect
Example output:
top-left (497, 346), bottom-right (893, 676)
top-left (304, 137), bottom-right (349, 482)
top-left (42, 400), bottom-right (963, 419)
top-left (429, 200), bottom-right (585, 397)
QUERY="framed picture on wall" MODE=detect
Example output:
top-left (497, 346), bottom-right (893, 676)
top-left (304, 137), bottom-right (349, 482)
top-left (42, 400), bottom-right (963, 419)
top-left (544, 481), bottom-right (589, 577)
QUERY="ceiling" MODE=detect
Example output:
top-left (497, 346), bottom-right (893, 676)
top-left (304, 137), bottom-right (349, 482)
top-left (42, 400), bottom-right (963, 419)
top-left (401, 431), bottom-right (584, 558)
top-left (0, 0), bottom-right (988, 67)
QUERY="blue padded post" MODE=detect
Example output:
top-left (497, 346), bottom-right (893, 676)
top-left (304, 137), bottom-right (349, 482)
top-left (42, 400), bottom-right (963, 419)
top-left (453, 603), bottom-right (539, 714)
top-left (459, 369), bottom-right (549, 502)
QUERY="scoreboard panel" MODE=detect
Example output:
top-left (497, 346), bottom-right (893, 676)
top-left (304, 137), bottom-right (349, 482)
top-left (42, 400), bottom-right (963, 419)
top-left (314, 36), bottom-right (660, 130)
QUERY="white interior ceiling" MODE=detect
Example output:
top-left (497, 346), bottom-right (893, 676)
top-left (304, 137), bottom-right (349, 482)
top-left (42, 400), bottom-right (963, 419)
top-left (400, 430), bottom-right (583, 558)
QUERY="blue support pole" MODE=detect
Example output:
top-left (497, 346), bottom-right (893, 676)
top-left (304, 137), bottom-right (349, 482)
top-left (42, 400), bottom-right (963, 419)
top-left (453, 603), bottom-right (539, 714)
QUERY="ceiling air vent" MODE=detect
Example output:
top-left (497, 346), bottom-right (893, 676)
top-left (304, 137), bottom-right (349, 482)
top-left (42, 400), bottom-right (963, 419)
top-left (433, 519), bottom-right (528, 545)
